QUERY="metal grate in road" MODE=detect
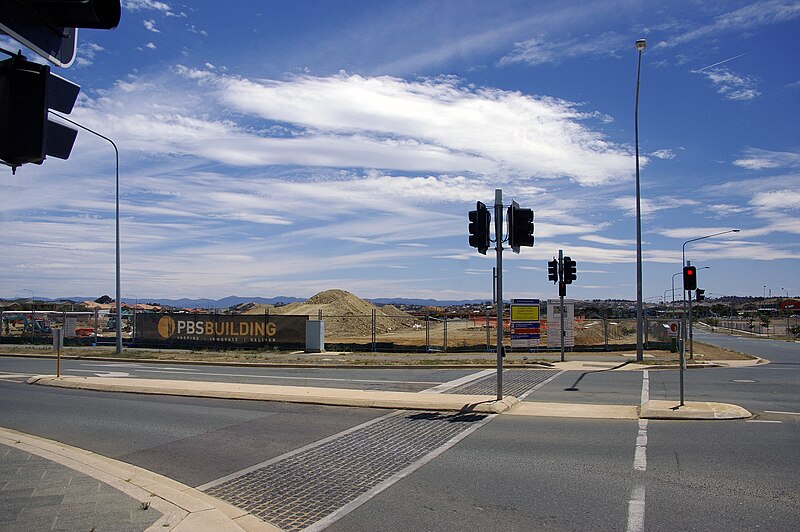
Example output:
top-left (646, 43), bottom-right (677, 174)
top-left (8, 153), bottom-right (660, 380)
top-left (204, 410), bottom-right (489, 531)
top-left (448, 368), bottom-right (557, 397)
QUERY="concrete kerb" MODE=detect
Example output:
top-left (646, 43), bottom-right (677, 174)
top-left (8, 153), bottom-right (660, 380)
top-left (28, 373), bottom-right (753, 421)
top-left (641, 399), bottom-right (752, 420)
top-left (28, 375), bottom-right (519, 414)
top-left (0, 426), bottom-right (280, 532)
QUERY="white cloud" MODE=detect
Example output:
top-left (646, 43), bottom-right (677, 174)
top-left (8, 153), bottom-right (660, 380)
top-left (649, 149), bottom-right (677, 160)
top-left (580, 235), bottom-right (636, 246)
top-left (693, 67), bottom-right (760, 101)
top-left (143, 19), bottom-right (160, 33)
top-left (750, 189), bottom-right (800, 211)
top-left (499, 32), bottom-right (626, 66)
top-left (656, 0), bottom-right (800, 48)
top-left (145, 42), bottom-right (157, 50)
top-left (74, 42), bottom-right (105, 68)
top-left (123, 0), bottom-right (174, 15)
top-left (612, 196), bottom-right (697, 218)
top-left (67, 68), bottom-right (635, 185)
top-left (734, 148), bottom-right (800, 170)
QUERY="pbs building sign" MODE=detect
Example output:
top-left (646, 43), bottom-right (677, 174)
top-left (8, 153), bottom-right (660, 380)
top-left (136, 313), bottom-right (308, 348)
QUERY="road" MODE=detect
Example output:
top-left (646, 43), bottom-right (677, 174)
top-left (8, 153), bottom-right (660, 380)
top-left (1, 332), bottom-right (798, 530)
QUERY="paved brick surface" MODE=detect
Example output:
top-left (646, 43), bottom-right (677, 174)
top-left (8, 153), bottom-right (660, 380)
top-left (451, 368), bottom-right (557, 397)
top-left (0, 443), bottom-right (162, 532)
top-left (205, 369), bottom-right (555, 531)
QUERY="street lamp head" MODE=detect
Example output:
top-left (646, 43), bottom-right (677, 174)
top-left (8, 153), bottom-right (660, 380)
top-left (635, 38), bottom-right (646, 52)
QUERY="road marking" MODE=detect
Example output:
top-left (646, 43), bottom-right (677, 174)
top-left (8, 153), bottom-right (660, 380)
top-left (626, 370), bottom-right (649, 532)
top-left (422, 369), bottom-right (494, 393)
top-left (626, 484), bottom-right (646, 532)
top-left (640, 369), bottom-right (649, 406)
top-left (197, 410), bottom-right (401, 491)
top-left (132, 368), bottom-right (444, 386)
top-left (746, 420), bottom-right (783, 424)
top-left (305, 413), bottom-right (497, 532)
top-left (764, 410), bottom-right (800, 416)
top-left (517, 369), bottom-right (565, 400)
top-left (68, 370), bottom-right (130, 377)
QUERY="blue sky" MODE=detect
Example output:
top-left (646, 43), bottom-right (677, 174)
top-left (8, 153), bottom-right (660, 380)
top-left (2, 0), bottom-right (799, 302)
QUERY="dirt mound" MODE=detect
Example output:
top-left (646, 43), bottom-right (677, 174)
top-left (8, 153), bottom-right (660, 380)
top-left (245, 289), bottom-right (418, 339)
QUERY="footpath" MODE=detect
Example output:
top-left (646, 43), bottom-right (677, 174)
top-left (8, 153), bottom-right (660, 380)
top-left (2, 356), bottom-right (758, 531)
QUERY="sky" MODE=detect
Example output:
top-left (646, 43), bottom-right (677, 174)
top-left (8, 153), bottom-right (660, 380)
top-left (1, 0), bottom-right (799, 303)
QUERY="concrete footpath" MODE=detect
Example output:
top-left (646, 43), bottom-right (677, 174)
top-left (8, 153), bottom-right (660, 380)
top-left (0, 427), bottom-right (278, 531)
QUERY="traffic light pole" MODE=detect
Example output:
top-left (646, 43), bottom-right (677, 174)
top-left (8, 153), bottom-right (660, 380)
top-left (494, 189), bottom-right (504, 401)
top-left (559, 249), bottom-right (565, 362)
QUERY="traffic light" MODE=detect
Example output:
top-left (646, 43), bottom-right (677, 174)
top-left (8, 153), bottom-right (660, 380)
top-left (0, 1), bottom-right (121, 67)
top-left (562, 256), bottom-right (577, 284)
top-left (559, 281), bottom-right (566, 297)
top-left (0, 56), bottom-right (80, 172)
top-left (683, 265), bottom-right (697, 291)
top-left (696, 289), bottom-right (705, 302)
top-left (547, 259), bottom-right (558, 283)
top-left (507, 201), bottom-right (534, 253)
top-left (468, 201), bottom-right (491, 255)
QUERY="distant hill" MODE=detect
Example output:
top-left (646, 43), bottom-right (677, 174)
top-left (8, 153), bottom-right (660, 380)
top-left (367, 297), bottom-right (487, 306)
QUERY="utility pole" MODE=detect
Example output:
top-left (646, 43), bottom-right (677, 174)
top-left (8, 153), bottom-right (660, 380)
top-left (494, 189), bottom-right (504, 401)
top-left (559, 249), bottom-right (566, 362)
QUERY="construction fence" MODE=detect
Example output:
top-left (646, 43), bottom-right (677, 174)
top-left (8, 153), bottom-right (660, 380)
top-left (1, 307), bottom-right (690, 352)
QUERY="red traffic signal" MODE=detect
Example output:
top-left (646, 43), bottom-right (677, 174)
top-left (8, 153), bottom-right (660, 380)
top-left (683, 265), bottom-right (697, 291)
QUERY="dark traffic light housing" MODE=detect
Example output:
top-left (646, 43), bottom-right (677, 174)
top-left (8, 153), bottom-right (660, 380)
top-left (696, 288), bottom-right (705, 301)
top-left (0, 55), bottom-right (80, 172)
top-left (0, 1), bottom-right (121, 67)
top-left (468, 201), bottom-right (491, 255)
top-left (507, 200), bottom-right (534, 253)
top-left (562, 256), bottom-right (577, 284)
top-left (547, 259), bottom-right (558, 283)
top-left (683, 265), bottom-right (697, 291)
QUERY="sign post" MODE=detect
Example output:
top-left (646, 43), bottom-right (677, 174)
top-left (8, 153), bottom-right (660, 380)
top-left (52, 327), bottom-right (63, 377)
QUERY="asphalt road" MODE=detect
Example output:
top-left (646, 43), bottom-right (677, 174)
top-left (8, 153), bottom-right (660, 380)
top-left (1, 332), bottom-right (798, 531)
top-left (0, 356), bottom-right (476, 392)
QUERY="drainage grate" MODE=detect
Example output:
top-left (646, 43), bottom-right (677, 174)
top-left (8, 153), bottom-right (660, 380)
top-left (448, 369), bottom-right (557, 397)
top-left (204, 410), bottom-right (488, 531)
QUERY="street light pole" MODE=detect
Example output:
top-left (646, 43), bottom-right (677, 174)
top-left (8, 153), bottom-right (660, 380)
top-left (51, 111), bottom-right (122, 354)
top-left (634, 38), bottom-right (646, 363)
top-left (681, 230), bottom-right (739, 360)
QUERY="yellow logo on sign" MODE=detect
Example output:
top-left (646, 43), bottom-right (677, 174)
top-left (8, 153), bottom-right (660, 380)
top-left (157, 316), bottom-right (176, 338)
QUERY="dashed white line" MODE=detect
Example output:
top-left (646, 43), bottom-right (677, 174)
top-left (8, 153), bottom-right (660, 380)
top-left (633, 419), bottom-right (648, 472)
top-left (626, 484), bottom-right (646, 532)
top-left (764, 410), bottom-right (800, 416)
top-left (627, 370), bottom-right (649, 532)
top-left (746, 420), bottom-right (783, 424)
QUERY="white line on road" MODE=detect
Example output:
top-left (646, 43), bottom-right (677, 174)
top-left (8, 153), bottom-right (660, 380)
top-left (746, 420), bottom-right (783, 424)
top-left (517, 370), bottom-right (565, 401)
top-left (421, 369), bottom-right (495, 394)
top-left (626, 370), bottom-right (649, 532)
top-left (104, 368), bottom-right (444, 386)
top-left (306, 413), bottom-right (498, 532)
top-left (633, 419), bottom-right (648, 472)
top-left (764, 410), bottom-right (800, 416)
top-left (626, 484), bottom-right (646, 532)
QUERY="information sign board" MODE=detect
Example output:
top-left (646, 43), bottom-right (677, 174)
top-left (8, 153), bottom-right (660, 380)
top-left (510, 299), bottom-right (540, 348)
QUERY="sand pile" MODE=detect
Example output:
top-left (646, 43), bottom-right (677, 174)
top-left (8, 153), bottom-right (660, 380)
top-left (244, 289), bottom-right (417, 339)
